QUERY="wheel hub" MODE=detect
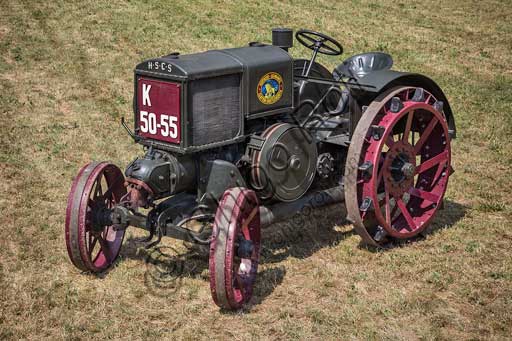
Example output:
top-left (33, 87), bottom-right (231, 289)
top-left (236, 238), bottom-right (254, 259)
top-left (401, 162), bottom-right (415, 179)
top-left (383, 140), bottom-right (416, 198)
top-left (91, 203), bottom-right (113, 231)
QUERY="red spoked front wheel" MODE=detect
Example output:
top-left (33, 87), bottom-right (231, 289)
top-left (65, 162), bottom-right (127, 273)
top-left (345, 86), bottom-right (452, 246)
top-left (209, 188), bottom-right (261, 310)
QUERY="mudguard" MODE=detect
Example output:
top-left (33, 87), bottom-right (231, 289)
top-left (349, 70), bottom-right (456, 138)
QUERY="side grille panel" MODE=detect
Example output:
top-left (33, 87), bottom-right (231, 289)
top-left (189, 74), bottom-right (241, 146)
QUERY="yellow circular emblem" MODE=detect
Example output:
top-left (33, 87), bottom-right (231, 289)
top-left (257, 72), bottom-right (284, 105)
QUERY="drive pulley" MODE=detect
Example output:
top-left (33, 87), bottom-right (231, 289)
top-left (249, 123), bottom-right (318, 202)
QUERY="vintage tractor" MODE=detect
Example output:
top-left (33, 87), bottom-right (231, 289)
top-left (65, 28), bottom-right (455, 309)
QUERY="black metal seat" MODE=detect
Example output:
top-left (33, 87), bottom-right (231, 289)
top-left (333, 52), bottom-right (393, 80)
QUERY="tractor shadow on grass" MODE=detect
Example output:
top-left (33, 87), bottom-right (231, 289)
top-left (119, 238), bottom-right (289, 307)
top-left (119, 240), bottom-right (209, 297)
top-left (259, 203), bottom-right (354, 264)
top-left (117, 200), bottom-right (466, 306)
top-left (118, 203), bottom-right (350, 305)
top-left (362, 199), bottom-right (469, 252)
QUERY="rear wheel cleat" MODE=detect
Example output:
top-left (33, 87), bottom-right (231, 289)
top-left (412, 87), bottom-right (425, 102)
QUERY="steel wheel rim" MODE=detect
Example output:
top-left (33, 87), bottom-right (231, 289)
top-left (345, 86), bottom-right (452, 245)
top-left (209, 188), bottom-right (261, 310)
top-left (65, 162), bottom-right (127, 272)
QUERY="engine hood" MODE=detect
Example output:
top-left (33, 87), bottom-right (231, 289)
top-left (135, 45), bottom-right (291, 81)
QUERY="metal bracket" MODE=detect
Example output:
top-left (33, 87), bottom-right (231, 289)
top-left (247, 135), bottom-right (266, 151)
top-left (121, 117), bottom-right (140, 143)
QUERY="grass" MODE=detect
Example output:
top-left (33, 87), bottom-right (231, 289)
top-left (1, 0), bottom-right (511, 339)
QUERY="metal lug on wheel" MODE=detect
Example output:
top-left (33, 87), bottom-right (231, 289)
top-left (358, 161), bottom-right (373, 179)
top-left (370, 125), bottom-right (385, 140)
top-left (374, 226), bottom-right (388, 242)
top-left (359, 197), bottom-right (373, 212)
top-left (390, 97), bottom-right (403, 113)
top-left (433, 100), bottom-right (444, 112)
top-left (412, 88), bottom-right (425, 102)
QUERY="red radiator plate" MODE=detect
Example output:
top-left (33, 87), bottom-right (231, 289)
top-left (137, 78), bottom-right (181, 144)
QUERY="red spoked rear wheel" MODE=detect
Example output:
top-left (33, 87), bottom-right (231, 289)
top-left (65, 162), bottom-right (127, 273)
top-left (209, 188), bottom-right (261, 310)
top-left (345, 86), bottom-right (452, 246)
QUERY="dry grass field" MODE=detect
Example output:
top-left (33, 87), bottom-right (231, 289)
top-left (1, 0), bottom-right (511, 339)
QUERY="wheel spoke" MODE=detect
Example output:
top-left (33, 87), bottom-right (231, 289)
top-left (96, 234), bottom-right (111, 261)
top-left (415, 150), bottom-right (449, 175)
top-left (403, 110), bottom-right (414, 142)
top-left (99, 176), bottom-right (123, 202)
top-left (102, 226), bottom-right (110, 240)
top-left (414, 117), bottom-right (438, 154)
top-left (430, 162), bottom-right (447, 187)
top-left (390, 203), bottom-right (399, 220)
top-left (241, 207), bottom-right (258, 240)
top-left (408, 187), bottom-right (440, 203)
top-left (93, 176), bottom-right (103, 199)
top-left (89, 235), bottom-right (98, 258)
top-left (321, 43), bottom-right (337, 54)
top-left (385, 135), bottom-right (395, 149)
top-left (235, 274), bottom-right (247, 296)
top-left (376, 153), bottom-right (387, 187)
top-left (384, 190), bottom-right (391, 225)
top-left (396, 199), bottom-right (416, 231)
top-left (376, 168), bottom-right (383, 188)
top-left (303, 33), bottom-right (317, 43)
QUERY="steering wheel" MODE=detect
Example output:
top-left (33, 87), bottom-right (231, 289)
top-left (295, 29), bottom-right (343, 56)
